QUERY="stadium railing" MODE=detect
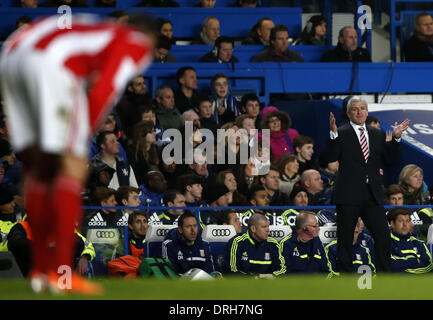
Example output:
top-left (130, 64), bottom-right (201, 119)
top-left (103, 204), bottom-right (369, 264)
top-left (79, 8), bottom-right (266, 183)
top-left (143, 62), bottom-right (433, 105)
top-left (169, 44), bottom-right (335, 62)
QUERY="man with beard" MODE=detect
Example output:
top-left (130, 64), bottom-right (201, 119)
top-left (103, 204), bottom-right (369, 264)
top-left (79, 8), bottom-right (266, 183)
top-left (115, 75), bottom-right (153, 138)
top-left (404, 12), bottom-right (433, 61)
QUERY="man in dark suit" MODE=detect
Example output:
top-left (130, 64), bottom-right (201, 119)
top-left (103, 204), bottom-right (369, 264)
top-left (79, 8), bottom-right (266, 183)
top-left (322, 96), bottom-right (410, 273)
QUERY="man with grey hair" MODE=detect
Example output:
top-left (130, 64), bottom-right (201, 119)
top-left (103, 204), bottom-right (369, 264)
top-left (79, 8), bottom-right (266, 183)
top-left (280, 211), bottom-right (330, 274)
top-left (224, 213), bottom-right (286, 276)
top-left (321, 95), bottom-right (410, 273)
top-left (154, 85), bottom-right (182, 130)
top-left (192, 16), bottom-right (220, 45)
top-left (321, 26), bottom-right (372, 62)
top-left (181, 109), bottom-right (201, 129)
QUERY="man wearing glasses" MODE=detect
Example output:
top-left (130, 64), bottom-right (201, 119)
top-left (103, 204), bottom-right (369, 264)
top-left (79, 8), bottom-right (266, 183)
top-left (280, 211), bottom-right (330, 274)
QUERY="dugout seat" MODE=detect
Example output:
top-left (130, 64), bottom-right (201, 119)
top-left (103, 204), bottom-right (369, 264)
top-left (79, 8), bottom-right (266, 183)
top-left (145, 224), bottom-right (177, 258)
top-left (202, 225), bottom-right (236, 272)
top-left (318, 224), bottom-right (337, 245)
top-left (269, 225), bottom-right (292, 242)
top-left (426, 224), bottom-right (433, 255)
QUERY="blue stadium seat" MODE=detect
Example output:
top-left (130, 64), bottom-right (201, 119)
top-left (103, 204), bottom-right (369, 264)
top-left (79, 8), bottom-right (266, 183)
top-left (145, 224), bottom-right (177, 258)
top-left (202, 224), bottom-right (236, 272)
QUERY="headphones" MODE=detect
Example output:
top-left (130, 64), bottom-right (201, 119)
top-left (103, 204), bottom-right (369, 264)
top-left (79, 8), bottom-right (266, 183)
top-left (212, 36), bottom-right (234, 57)
top-left (305, 21), bottom-right (313, 34)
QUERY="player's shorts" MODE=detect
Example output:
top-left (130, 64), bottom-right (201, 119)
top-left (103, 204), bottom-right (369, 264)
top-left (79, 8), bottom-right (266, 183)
top-left (0, 46), bottom-right (92, 158)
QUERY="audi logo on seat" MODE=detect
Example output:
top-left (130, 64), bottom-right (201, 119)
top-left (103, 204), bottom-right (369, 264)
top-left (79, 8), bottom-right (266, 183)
top-left (156, 229), bottom-right (170, 237)
top-left (323, 230), bottom-right (337, 238)
top-left (96, 231), bottom-right (116, 238)
top-left (269, 230), bottom-right (285, 238)
top-left (211, 229), bottom-right (232, 237)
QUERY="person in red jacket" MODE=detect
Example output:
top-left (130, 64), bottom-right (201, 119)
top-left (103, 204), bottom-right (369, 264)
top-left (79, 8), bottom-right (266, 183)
top-left (0, 14), bottom-right (155, 294)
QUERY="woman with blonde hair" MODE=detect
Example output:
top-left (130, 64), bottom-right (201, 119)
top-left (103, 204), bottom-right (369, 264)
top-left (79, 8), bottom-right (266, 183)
top-left (398, 164), bottom-right (430, 205)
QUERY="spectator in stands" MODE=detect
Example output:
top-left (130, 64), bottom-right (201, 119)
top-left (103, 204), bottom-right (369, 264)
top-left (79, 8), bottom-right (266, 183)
top-left (293, 15), bottom-right (327, 45)
top-left (300, 169), bottom-right (330, 205)
top-left (388, 207), bottom-right (433, 273)
top-left (174, 66), bottom-right (199, 114)
top-left (0, 139), bottom-right (22, 192)
top-left (153, 35), bottom-right (176, 63)
top-left (243, 184), bottom-right (271, 218)
top-left (154, 85), bottom-right (182, 130)
top-left (115, 186), bottom-right (141, 216)
top-left (280, 211), bottom-right (330, 274)
top-left (137, 0), bottom-right (179, 7)
top-left (196, 0), bottom-right (216, 7)
top-left (233, 157), bottom-right (259, 196)
top-left (325, 220), bottom-right (376, 275)
top-left (317, 155), bottom-right (338, 202)
top-left (275, 153), bottom-right (300, 197)
top-left (251, 25), bottom-right (304, 62)
top-left (115, 75), bottom-right (153, 139)
top-left (366, 115), bottom-right (381, 129)
top-left (16, 16), bottom-right (33, 30)
top-left (138, 170), bottom-right (167, 209)
top-left (108, 10), bottom-right (129, 24)
top-left (83, 187), bottom-right (126, 227)
top-left (126, 121), bottom-right (160, 186)
top-left (259, 165), bottom-right (290, 206)
top-left (293, 135), bottom-right (317, 175)
top-left (403, 12), bottom-right (433, 62)
top-left (178, 173), bottom-right (205, 207)
top-left (398, 164), bottom-right (430, 205)
top-left (210, 73), bottom-right (241, 125)
top-left (199, 36), bottom-right (239, 63)
top-left (94, 0), bottom-right (115, 6)
top-left (19, 0), bottom-right (38, 7)
top-left (42, 0), bottom-right (88, 7)
top-left (240, 93), bottom-right (262, 129)
top-left (321, 26), bottom-right (372, 62)
top-left (0, 185), bottom-right (25, 224)
top-left (141, 106), bottom-right (166, 146)
top-left (289, 184), bottom-right (309, 207)
top-left (259, 106), bottom-right (299, 162)
top-left (194, 95), bottom-right (218, 137)
top-left (235, 114), bottom-right (256, 143)
top-left (242, 17), bottom-right (275, 46)
top-left (192, 16), bottom-right (220, 45)
top-left (224, 212), bottom-right (285, 276)
top-left (83, 162), bottom-right (115, 205)
top-left (216, 210), bottom-right (242, 234)
top-left (155, 18), bottom-right (175, 45)
top-left (162, 211), bottom-right (215, 274)
top-left (386, 184), bottom-right (404, 206)
top-left (92, 131), bottom-right (138, 190)
top-left (127, 211), bottom-right (148, 257)
top-left (201, 181), bottom-right (232, 227)
top-left (181, 109), bottom-right (201, 129)
top-left (216, 170), bottom-right (248, 206)
top-left (155, 189), bottom-right (186, 225)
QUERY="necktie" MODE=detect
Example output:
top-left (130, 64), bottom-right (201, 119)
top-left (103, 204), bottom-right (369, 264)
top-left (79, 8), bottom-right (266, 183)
top-left (359, 127), bottom-right (369, 163)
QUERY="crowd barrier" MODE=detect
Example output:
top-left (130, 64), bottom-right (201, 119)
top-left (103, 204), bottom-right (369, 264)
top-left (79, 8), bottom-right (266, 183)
top-left (81, 204), bottom-right (433, 276)
top-left (143, 62), bottom-right (433, 105)
top-left (169, 44), bottom-right (334, 62)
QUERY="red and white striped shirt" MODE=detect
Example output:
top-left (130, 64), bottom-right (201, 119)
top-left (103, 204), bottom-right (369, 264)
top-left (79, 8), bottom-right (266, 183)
top-left (2, 14), bottom-right (153, 129)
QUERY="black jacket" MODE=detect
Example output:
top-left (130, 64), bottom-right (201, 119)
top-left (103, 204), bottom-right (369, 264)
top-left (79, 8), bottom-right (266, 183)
top-left (198, 51), bottom-right (239, 63)
top-left (403, 34), bottom-right (433, 62)
top-left (321, 43), bottom-right (372, 62)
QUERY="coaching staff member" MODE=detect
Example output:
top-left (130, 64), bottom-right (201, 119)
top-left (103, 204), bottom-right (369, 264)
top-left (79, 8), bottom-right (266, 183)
top-left (322, 96), bottom-right (410, 272)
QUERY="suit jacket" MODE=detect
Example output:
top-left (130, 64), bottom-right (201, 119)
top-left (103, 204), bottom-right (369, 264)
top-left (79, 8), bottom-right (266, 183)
top-left (321, 123), bottom-right (401, 205)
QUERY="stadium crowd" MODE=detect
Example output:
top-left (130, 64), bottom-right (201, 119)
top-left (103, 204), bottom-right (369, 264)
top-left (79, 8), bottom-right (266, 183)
top-left (0, 0), bottom-right (433, 280)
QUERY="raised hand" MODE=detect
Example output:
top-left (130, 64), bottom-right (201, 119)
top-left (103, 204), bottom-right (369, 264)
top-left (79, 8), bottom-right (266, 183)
top-left (393, 119), bottom-right (410, 139)
top-left (329, 112), bottom-right (338, 133)
top-left (386, 130), bottom-right (392, 142)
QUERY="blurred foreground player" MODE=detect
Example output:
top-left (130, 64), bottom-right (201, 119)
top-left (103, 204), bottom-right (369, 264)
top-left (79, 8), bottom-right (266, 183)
top-left (0, 13), bottom-right (155, 294)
